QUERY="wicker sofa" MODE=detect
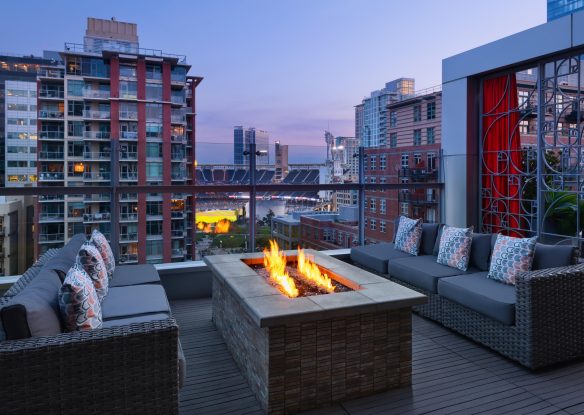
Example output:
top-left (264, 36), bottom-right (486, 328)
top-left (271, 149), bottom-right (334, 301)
top-left (350, 223), bottom-right (584, 369)
top-left (0, 235), bottom-right (184, 414)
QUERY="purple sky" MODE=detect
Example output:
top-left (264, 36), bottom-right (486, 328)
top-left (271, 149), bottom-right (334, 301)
top-left (1, 0), bottom-right (546, 152)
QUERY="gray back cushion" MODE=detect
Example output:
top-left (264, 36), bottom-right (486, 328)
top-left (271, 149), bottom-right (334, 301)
top-left (1, 268), bottom-right (63, 340)
top-left (392, 217), bottom-right (401, 243)
top-left (532, 243), bottom-right (576, 270)
top-left (421, 223), bottom-right (440, 255)
top-left (433, 224), bottom-right (445, 256)
top-left (469, 233), bottom-right (493, 271)
top-left (42, 233), bottom-right (87, 281)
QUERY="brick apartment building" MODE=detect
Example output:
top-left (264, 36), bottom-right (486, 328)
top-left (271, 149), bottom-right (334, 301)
top-left (364, 89), bottom-right (442, 243)
top-left (36, 17), bottom-right (202, 264)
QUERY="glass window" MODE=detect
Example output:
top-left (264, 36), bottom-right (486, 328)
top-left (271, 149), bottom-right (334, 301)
top-left (146, 103), bottom-right (162, 121)
top-left (146, 143), bottom-right (163, 158)
top-left (68, 101), bottom-right (83, 117)
top-left (390, 111), bottom-right (397, 127)
top-left (414, 153), bottom-right (422, 165)
top-left (427, 153), bottom-right (437, 171)
top-left (146, 123), bottom-right (163, 138)
top-left (146, 162), bottom-right (163, 180)
top-left (146, 83), bottom-right (163, 101)
top-left (7, 161), bottom-right (28, 168)
top-left (146, 64), bottom-right (162, 81)
top-left (171, 66), bottom-right (186, 82)
top-left (427, 127), bottom-right (435, 144)
top-left (413, 129), bottom-right (421, 146)
top-left (427, 101), bottom-right (436, 120)
top-left (68, 121), bottom-right (84, 137)
top-left (120, 65), bottom-right (137, 78)
top-left (413, 105), bottom-right (421, 122)
top-left (401, 153), bottom-right (409, 169)
top-left (7, 103), bottom-right (28, 111)
top-left (390, 133), bottom-right (397, 148)
top-left (67, 80), bottom-right (84, 97)
top-left (7, 118), bottom-right (27, 125)
top-left (119, 81), bottom-right (137, 99)
top-left (6, 89), bottom-right (28, 97)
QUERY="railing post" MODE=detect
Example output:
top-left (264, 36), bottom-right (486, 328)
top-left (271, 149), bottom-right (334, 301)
top-left (110, 140), bottom-right (120, 261)
top-left (358, 146), bottom-right (365, 246)
top-left (249, 141), bottom-right (257, 252)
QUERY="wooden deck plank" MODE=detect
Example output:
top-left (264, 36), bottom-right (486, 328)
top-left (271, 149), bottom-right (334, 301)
top-left (172, 298), bottom-right (584, 415)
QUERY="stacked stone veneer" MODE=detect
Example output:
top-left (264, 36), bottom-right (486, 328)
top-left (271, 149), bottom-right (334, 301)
top-left (212, 277), bottom-right (413, 414)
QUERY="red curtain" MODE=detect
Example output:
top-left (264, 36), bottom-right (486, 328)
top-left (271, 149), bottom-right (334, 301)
top-left (482, 74), bottom-right (522, 236)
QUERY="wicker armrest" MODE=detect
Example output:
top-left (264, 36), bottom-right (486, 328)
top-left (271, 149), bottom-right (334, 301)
top-left (0, 317), bottom-right (179, 414)
top-left (515, 264), bottom-right (584, 367)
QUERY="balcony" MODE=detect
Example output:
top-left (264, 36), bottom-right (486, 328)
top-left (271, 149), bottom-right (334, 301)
top-left (38, 172), bottom-right (64, 181)
top-left (83, 89), bottom-right (110, 99)
top-left (119, 111), bottom-right (138, 120)
top-left (120, 131), bottom-right (138, 140)
top-left (38, 110), bottom-right (64, 120)
top-left (38, 151), bottom-right (64, 160)
top-left (38, 88), bottom-right (64, 99)
top-left (38, 233), bottom-right (65, 243)
top-left (119, 151), bottom-right (138, 161)
top-left (171, 135), bottom-right (187, 144)
top-left (84, 131), bottom-right (111, 140)
top-left (171, 114), bottom-right (185, 124)
top-left (171, 211), bottom-right (185, 220)
top-left (83, 151), bottom-right (111, 161)
top-left (83, 110), bottom-right (111, 120)
top-left (39, 195), bottom-right (65, 202)
top-left (38, 212), bottom-right (65, 222)
top-left (399, 168), bottom-right (438, 182)
top-left (399, 193), bottom-right (439, 206)
top-left (120, 213), bottom-right (138, 222)
top-left (119, 253), bottom-right (138, 264)
top-left (171, 229), bottom-right (185, 238)
top-left (39, 131), bottom-right (65, 140)
top-left (171, 248), bottom-right (184, 258)
top-left (84, 194), bottom-right (111, 203)
top-left (171, 172), bottom-right (187, 181)
top-left (119, 232), bottom-right (138, 242)
top-left (119, 193), bottom-right (138, 202)
top-left (120, 172), bottom-right (138, 181)
top-left (83, 172), bottom-right (111, 182)
top-left (38, 68), bottom-right (64, 79)
top-left (83, 212), bottom-right (111, 223)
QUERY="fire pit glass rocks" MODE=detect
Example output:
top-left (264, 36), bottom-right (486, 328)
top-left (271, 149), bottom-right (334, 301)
top-left (204, 244), bottom-right (426, 414)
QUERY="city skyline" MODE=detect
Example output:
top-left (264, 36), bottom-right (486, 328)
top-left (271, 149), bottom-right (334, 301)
top-left (0, 1), bottom-right (545, 147)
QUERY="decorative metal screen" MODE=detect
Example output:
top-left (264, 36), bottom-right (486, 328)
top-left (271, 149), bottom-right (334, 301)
top-left (480, 53), bottom-right (584, 247)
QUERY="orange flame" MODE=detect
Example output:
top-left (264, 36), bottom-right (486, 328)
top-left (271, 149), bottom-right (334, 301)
top-left (297, 247), bottom-right (335, 293)
top-left (263, 240), bottom-right (299, 298)
top-left (196, 222), bottom-right (212, 233)
top-left (214, 218), bottom-right (231, 234)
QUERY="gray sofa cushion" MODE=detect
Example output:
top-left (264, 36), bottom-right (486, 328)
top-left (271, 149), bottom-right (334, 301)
top-left (389, 255), bottom-right (478, 293)
top-left (0, 268), bottom-right (63, 340)
top-left (42, 233), bottom-right (87, 280)
top-left (350, 243), bottom-right (412, 274)
top-left (532, 243), bottom-right (575, 270)
top-left (433, 224), bottom-right (445, 256)
top-left (470, 233), bottom-right (493, 271)
top-left (101, 285), bottom-right (170, 320)
top-left (391, 216), bottom-right (401, 243)
top-left (109, 264), bottom-right (161, 287)
top-left (421, 223), bottom-right (440, 256)
top-left (438, 272), bottom-right (516, 325)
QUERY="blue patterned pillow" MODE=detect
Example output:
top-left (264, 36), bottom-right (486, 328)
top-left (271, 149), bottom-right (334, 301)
top-left (488, 234), bottom-right (537, 285)
top-left (58, 264), bottom-right (102, 332)
top-left (76, 242), bottom-right (108, 302)
top-left (394, 216), bottom-right (423, 256)
top-left (90, 229), bottom-right (115, 280)
top-left (436, 226), bottom-right (473, 271)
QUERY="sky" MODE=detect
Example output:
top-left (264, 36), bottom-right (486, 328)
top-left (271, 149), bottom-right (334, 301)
top-left (0, 0), bottom-right (546, 158)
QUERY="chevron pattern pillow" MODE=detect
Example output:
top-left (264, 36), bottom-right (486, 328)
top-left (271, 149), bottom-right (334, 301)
top-left (58, 264), bottom-right (102, 332)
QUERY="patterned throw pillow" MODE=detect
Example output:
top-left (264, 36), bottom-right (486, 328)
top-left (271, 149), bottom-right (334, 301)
top-left (58, 264), bottom-right (102, 331)
top-left (488, 234), bottom-right (537, 285)
top-left (77, 242), bottom-right (108, 301)
top-left (394, 216), bottom-right (423, 255)
top-left (90, 229), bottom-right (115, 279)
top-left (436, 226), bottom-right (473, 271)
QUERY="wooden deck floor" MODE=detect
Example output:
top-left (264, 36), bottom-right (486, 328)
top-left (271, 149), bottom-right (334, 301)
top-left (172, 298), bottom-right (584, 415)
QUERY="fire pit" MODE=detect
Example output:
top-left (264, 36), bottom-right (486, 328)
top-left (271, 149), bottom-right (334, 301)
top-left (204, 243), bottom-right (426, 414)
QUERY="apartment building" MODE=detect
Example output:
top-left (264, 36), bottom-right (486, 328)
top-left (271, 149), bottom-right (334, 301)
top-left (36, 17), bottom-right (202, 264)
top-left (364, 89), bottom-right (442, 243)
top-left (233, 126), bottom-right (269, 165)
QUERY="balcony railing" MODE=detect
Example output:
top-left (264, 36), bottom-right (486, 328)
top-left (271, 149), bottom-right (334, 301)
top-left (39, 195), bottom-right (65, 202)
top-left (171, 114), bottom-right (185, 123)
top-left (120, 172), bottom-right (138, 181)
top-left (38, 172), bottom-right (64, 181)
top-left (84, 194), bottom-right (111, 202)
top-left (39, 89), bottom-right (64, 99)
top-left (83, 152), bottom-right (111, 160)
top-left (83, 89), bottom-right (110, 99)
top-left (171, 135), bottom-right (187, 143)
top-left (38, 151), bottom-right (64, 160)
top-left (83, 172), bottom-right (111, 181)
top-left (39, 131), bottom-right (65, 140)
top-left (39, 212), bottom-right (65, 221)
top-left (38, 68), bottom-right (64, 78)
top-left (38, 233), bottom-right (65, 242)
top-left (171, 229), bottom-right (185, 237)
top-left (83, 110), bottom-right (111, 119)
top-left (119, 254), bottom-right (138, 264)
top-left (120, 213), bottom-right (139, 222)
top-left (38, 110), bottom-right (64, 119)
top-left (119, 232), bottom-right (138, 242)
top-left (119, 193), bottom-right (138, 202)
top-left (120, 131), bottom-right (138, 140)
top-left (171, 248), bottom-right (184, 257)
top-left (171, 211), bottom-right (185, 219)
top-left (84, 131), bottom-right (111, 140)
top-left (83, 212), bottom-right (111, 222)
top-left (119, 111), bottom-right (138, 120)
top-left (119, 152), bottom-right (138, 161)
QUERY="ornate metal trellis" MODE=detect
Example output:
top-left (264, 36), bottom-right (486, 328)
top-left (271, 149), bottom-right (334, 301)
top-left (480, 53), bottom-right (584, 246)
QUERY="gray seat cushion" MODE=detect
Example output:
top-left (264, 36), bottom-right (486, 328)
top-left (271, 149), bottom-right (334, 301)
top-left (110, 264), bottom-right (161, 287)
top-left (421, 223), bottom-right (440, 255)
top-left (350, 243), bottom-right (412, 274)
top-left (389, 255), bottom-right (478, 293)
top-left (0, 268), bottom-right (63, 340)
top-left (42, 233), bottom-right (87, 280)
top-left (438, 272), bottom-right (516, 325)
top-left (532, 243), bottom-right (575, 270)
top-left (101, 285), bottom-right (170, 320)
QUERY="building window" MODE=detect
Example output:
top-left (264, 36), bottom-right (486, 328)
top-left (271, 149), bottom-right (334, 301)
top-left (146, 143), bottom-right (163, 158)
top-left (400, 202), bottom-right (409, 216)
top-left (427, 152), bottom-right (437, 171)
top-left (380, 155), bottom-right (387, 170)
top-left (380, 199), bottom-right (386, 214)
top-left (413, 105), bottom-right (421, 122)
top-left (146, 64), bottom-right (162, 81)
top-left (427, 101), bottom-right (436, 119)
top-left (67, 80), bottom-right (84, 97)
top-left (414, 153), bottom-right (422, 166)
top-left (146, 162), bottom-right (163, 181)
top-left (370, 219), bottom-right (377, 231)
top-left (146, 104), bottom-right (163, 121)
top-left (401, 153), bottom-right (409, 169)
top-left (390, 111), bottom-right (397, 127)
top-left (120, 81), bottom-right (137, 99)
top-left (519, 120), bottom-right (529, 134)
top-left (390, 133), bottom-right (397, 148)
top-left (380, 221), bottom-right (386, 233)
top-left (427, 127), bottom-right (435, 144)
top-left (370, 198), bottom-right (376, 212)
top-left (146, 83), bottom-right (163, 101)
top-left (518, 90), bottom-right (529, 107)
top-left (7, 103), bottom-right (28, 111)
top-left (370, 155), bottom-right (376, 170)
top-left (120, 64), bottom-right (136, 78)
top-left (413, 129), bottom-right (422, 146)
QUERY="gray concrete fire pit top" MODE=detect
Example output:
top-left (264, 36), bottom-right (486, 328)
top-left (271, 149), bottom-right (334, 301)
top-left (204, 250), bottom-right (426, 327)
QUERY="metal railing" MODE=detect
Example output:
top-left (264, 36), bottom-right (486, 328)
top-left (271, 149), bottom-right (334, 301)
top-left (83, 212), bottom-right (111, 222)
top-left (38, 151), bottom-right (64, 160)
top-left (83, 110), bottom-right (111, 119)
top-left (39, 131), bottom-right (65, 140)
top-left (84, 131), bottom-right (111, 140)
top-left (38, 110), bottom-right (64, 119)
top-left (39, 89), bottom-right (64, 99)
top-left (83, 89), bottom-right (110, 99)
top-left (38, 68), bottom-right (64, 78)
top-left (120, 131), bottom-right (138, 140)
top-left (119, 111), bottom-right (138, 120)
top-left (119, 151), bottom-right (138, 160)
top-left (83, 172), bottom-right (111, 181)
top-left (83, 151), bottom-right (111, 160)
